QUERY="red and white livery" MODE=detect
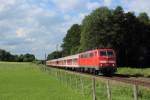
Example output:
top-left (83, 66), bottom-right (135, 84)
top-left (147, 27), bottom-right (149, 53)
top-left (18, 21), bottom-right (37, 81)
top-left (46, 48), bottom-right (117, 74)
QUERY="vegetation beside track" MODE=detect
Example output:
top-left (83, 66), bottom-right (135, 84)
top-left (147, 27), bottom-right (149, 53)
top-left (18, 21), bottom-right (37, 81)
top-left (46, 67), bottom-right (150, 100)
top-left (117, 67), bottom-right (150, 77)
top-left (0, 62), bottom-right (87, 100)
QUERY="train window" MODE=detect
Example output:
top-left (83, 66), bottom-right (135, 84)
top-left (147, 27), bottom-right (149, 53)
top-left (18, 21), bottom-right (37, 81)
top-left (80, 55), bottom-right (82, 58)
top-left (81, 55), bottom-right (84, 58)
top-left (86, 53), bottom-right (89, 58)
top-left (82, 54), bottom-right (86, 58)
top-left (81, 53), bottom-right (93, 58)
top-left (94, 52), bottom-right (97, 56)
top-left (100, 51), bottom-right (107, 56)
top-left (79, 55), bottom-right (81, 58)
top-left (107, 51), bottom-right (113, 56)
top-left (85, 54), bottom-right (88, 58)
top-left (73, 59), bottom-right (77, 64)
top-left (100, 51), bottom-right (113, 56)
top-left (89, 53), bottom-right (94, 57)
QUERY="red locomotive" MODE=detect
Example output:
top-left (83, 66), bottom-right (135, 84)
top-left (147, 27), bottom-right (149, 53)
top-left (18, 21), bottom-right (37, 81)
top-left (46, 48), bottom-right (117, 75)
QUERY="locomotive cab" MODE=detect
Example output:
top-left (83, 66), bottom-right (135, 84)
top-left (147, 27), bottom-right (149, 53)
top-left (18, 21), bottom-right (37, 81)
top-left (98, 49), bottom-right (117, 74)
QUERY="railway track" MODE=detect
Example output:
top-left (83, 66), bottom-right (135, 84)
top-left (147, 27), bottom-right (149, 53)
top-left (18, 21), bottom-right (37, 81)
top-left (55, 68), bottom-right (150, 88)
top-left (100, 75), bottom-right (150, 88)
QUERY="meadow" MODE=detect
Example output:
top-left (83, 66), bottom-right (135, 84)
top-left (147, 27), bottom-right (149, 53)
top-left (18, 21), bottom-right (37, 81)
top-left (0, 62), bottom-right (150, 100)
top-left (0, 62), bottom-right (87, 100)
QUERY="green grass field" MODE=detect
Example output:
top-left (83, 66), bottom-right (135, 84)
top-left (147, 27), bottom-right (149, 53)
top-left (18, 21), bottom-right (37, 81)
top-left (117, 67), bottom-right (150, 77)
top-left (0, 62), bottom-right (88, 100)
top-left (0, 62), bottom-right (150, 100)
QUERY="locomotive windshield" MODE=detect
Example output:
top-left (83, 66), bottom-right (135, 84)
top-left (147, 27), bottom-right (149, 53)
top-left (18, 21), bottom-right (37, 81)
top-left (100, 51), bottom-right (114, 56)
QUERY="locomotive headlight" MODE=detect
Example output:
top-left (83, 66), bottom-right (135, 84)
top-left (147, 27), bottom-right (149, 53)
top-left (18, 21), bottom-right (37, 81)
top-left (100, 61), bottom-right (107, 63)
top-left (109, 61), bottom-right (115, 63)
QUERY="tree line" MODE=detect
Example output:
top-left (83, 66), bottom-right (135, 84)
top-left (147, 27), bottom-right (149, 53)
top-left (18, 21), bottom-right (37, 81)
top-left (0, 49), bottom-right (35, 62)
top-left (48, 6), bottom-right (150, 67)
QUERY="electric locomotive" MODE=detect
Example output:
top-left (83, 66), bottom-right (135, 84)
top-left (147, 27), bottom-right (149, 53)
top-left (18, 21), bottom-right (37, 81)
top-left (46, 48), bottom-right (117, 75)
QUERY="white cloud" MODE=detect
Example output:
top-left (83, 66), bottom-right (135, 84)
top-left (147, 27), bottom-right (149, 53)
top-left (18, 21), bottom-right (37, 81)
top-left (51, 0), bottom-right (86, 12)
top-left (0, 0), bottom-right (17, 12)
top-left (26, 5), bottom-right (56, 18)
top-left (53, 0), bottom-right (73, 8)
top-left (52, 0), bottom-right (78, 9)
top-left (86, 2), bottom-right (100, 11)
top-left (104, 0), bottom-right (112, 6)
top-left (0, 0), bottom-right (61, 59)
top-left (25, 38), bottom-right (36, 42)
top-left (16, 28), bottom-right (27, 38)
top-left (124, 0), bottom-right (150, 16)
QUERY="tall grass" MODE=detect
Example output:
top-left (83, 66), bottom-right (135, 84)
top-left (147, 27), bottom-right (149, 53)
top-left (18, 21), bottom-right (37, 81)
top-left (117, 67), bottom-right (150, 77)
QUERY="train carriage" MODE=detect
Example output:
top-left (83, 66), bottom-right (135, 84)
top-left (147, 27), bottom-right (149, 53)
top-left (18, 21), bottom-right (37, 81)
top-left (46, 48), bottom-right (117, 75)
top-left (46, 54), bottom-right (79, 67)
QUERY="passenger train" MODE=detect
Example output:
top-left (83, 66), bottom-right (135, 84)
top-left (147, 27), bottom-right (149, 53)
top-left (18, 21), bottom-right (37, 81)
top-left (46, 48), bottom-right (117, 75)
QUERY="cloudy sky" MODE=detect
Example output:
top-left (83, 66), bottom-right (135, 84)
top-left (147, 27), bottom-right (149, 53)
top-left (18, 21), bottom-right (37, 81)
top-left (0, 0), bottom-right (150, 59)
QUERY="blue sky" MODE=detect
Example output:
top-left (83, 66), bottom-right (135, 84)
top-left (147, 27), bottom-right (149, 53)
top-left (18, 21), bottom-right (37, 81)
top-left (0, 0), bottom-right (150, 59)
